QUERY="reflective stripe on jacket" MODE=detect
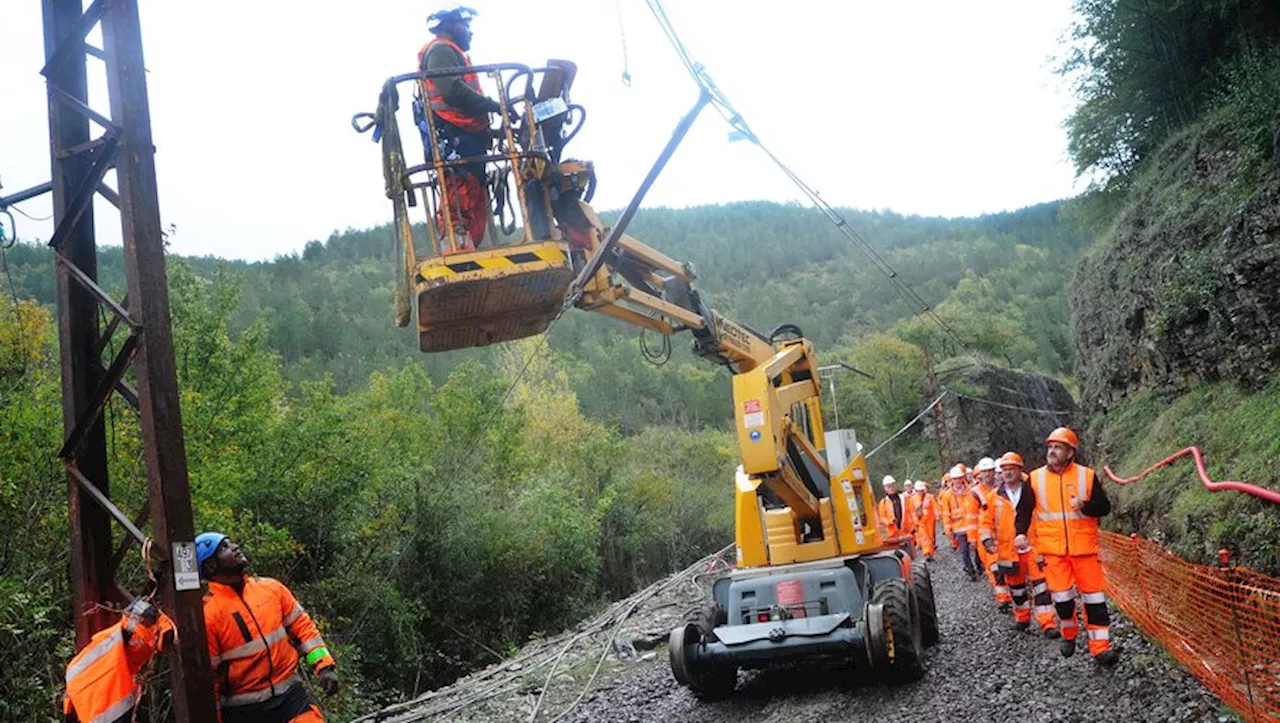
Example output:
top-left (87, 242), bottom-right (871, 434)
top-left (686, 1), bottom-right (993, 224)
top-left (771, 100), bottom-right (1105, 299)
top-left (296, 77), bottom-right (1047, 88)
top-left (63, 613), bottom-right (171, 723)
top-left (1030, 462), bottom-right (1099, 556)
top-left (417, 37), bottom-right (488, 132)
top-left (906, 493), bottom-right (936, 529)
top-left (961, 484), bottom-right (993, 542)
top-left (981, 489), bottom-right (1020, 564)
top-left (204, 577), bottom-right (335, 709)
top-left (937, 488), bottom-right (964, 534)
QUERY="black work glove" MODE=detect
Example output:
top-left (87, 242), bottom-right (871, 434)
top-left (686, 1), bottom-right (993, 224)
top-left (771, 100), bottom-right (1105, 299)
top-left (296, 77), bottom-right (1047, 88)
top-left (317, 667), bottom-right (340, 697)
top-left (485, 97), bottom-right (503, 114)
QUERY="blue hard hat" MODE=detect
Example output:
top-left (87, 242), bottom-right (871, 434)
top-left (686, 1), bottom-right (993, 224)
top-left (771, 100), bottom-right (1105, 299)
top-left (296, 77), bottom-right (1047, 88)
top-left (195, 532), bottom-right (229, 569)
top-left (428, 5), bottom-right (478, 32)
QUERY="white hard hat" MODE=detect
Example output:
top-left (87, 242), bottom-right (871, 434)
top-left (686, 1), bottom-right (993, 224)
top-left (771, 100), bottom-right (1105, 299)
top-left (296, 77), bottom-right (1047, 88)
top-left (882, 475), bottom-right (897, 489)
top-left (976, 457), bottom-right (997, 472)
top-left (913, 480), bottom-right (927, 492)
top-left (948, 464), bottom-right (966, 480)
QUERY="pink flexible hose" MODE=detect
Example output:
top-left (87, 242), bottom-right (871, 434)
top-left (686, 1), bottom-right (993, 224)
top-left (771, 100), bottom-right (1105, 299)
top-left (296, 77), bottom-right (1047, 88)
top-left (1102, 446), bottom-right (1280, 505)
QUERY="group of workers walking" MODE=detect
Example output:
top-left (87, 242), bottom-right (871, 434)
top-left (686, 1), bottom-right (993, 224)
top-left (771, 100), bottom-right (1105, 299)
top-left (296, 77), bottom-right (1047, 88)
top-left (64, 15), bottom-right (1126, 721)
top-left (879, 427), bottom-right (1120, 667)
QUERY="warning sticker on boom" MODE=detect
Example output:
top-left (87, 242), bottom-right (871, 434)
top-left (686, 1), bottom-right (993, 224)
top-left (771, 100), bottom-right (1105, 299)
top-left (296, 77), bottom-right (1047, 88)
top-left (743, 399), bottom-right (764, 429)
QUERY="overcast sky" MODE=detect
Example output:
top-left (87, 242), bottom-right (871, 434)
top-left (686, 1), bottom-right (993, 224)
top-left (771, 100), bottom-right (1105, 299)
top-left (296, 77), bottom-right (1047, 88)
top-left (0, 1), bottom-right (1081, 262)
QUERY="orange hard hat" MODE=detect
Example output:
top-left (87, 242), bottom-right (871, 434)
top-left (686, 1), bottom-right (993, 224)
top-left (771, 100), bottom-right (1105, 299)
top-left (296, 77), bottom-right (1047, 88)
top-left (1045, 427), bottom-right (1079, 449)
top-left (999, 451), bottom-right (1025, 468)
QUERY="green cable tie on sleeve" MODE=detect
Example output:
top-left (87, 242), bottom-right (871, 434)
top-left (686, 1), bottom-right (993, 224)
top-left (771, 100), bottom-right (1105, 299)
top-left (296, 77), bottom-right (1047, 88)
top-left (306, 647), bottom-right (330, 666)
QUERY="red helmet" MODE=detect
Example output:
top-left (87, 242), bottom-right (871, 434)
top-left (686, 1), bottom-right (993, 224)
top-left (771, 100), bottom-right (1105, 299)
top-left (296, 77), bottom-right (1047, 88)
top-left (1045, 427), bottom-right (1079, 449)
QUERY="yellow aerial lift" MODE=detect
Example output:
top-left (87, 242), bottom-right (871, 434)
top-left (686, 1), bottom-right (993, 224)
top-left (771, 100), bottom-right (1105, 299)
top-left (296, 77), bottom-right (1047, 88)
top-left (354, 60), bottom-right (938, 697)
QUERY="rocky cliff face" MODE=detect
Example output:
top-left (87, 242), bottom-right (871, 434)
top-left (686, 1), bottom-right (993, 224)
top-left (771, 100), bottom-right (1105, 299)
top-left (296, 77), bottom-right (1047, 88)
top-left (1071, 121), bottom-right (1280, 414)
top-left (922, 366), bottom-right (1080, 470)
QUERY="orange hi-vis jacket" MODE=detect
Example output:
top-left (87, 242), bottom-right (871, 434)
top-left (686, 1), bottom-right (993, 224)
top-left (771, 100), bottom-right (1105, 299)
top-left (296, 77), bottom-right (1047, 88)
top-left (937, 487), bottom-right (965, 537)
top-left (63, 611), bottom-right (173, 723)
top-left (1030, 462), bottom-right (1100, 557)
top-left (877, 493), bottom-right (913, 538)
top-left (905, 492), bottom-right (936, 532)
top-left (962, 483), bottom-right (994, 543)
top-left (205, 577), bottom-right (335, 710)
top-left (979, 482), bottom-right (1037, 564)
top-left (417, 37), bottom-right (487, 132)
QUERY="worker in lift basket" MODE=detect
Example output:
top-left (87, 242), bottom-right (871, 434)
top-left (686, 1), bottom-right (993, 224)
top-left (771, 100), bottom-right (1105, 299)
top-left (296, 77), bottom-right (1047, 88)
top-left (197, 533), bottom-right (340, 722)
top-left (877, 475), bottom-right (914, 540)
top-left (417, 5), bottom-right (503, 253)
top-left (1030, 428), bottom-right (1119, 667)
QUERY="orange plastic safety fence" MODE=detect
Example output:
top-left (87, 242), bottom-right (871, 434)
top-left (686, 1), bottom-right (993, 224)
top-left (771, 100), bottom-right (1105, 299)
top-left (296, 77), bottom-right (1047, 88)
top-left (1101, 531), bottom-right (1280, 723)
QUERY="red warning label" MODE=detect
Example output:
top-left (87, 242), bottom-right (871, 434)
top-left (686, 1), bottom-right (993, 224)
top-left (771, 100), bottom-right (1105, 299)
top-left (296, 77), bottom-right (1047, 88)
top-left (743, 399), bottom-right (761, 414)
top-left (775, 579), bottom-right (803, 606)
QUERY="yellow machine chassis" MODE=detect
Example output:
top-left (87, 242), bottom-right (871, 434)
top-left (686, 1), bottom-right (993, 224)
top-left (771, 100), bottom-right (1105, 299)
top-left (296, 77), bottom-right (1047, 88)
top-left (413, 241), bottom-right (573, 353)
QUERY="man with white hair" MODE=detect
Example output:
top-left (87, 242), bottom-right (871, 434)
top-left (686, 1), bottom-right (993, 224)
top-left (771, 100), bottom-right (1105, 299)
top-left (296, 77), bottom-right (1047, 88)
top-left (877, 475), bottom-right (914, 539)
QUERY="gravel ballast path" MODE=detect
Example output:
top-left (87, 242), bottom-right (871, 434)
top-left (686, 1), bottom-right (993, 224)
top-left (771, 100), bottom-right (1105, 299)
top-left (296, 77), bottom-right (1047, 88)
top-left (556, 549), bottom-right (1227, 723)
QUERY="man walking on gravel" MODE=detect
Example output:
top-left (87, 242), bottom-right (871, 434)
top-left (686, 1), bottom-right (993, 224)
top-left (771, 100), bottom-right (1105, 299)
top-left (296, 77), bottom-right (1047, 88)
top-left (981, 452), bottom-right (1059, 638)
top-left (941, 466), bottom-right (978, 580)
top-left (1031, 428), bottom-right (1119, 666)
top-left (878, 475), bottom-right (914, 540)
top-left (967, 458), bottom-right (1011, 608)
top-left (907, 480), bottom-right (938, 559)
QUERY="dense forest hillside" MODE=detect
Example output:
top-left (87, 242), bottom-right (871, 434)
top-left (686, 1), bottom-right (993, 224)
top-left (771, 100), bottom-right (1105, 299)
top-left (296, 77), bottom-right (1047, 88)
top-left (2, 199), bottom-right (1089, 433)
top-left (0, 199), bottom-right (1090, 717)
top-left (12, 0), bottom-right (1280, 713)
top-left (1060, 0), bottom-right (1280, 573)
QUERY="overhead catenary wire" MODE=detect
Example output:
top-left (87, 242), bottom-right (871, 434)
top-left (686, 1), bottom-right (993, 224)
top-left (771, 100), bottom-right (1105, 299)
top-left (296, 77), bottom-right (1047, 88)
top-left (861, 386), bottom-right (1075, 461)
top-left (9, 204), bottom-right (53, 222)
top-left (643, 0), bottom-right (997, 372)
top-left (1, 218), bottom-right (31, 385)
top-left (863, 391), bottom-right (948, 460)
top-left (944, 388), bottom-right (1074, 417)
top-left (615, 0), bottom-right (632, 86)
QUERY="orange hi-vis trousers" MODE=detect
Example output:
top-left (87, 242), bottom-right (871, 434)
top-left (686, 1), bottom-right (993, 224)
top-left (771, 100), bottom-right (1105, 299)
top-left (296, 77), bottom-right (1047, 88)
top-left (437, 169), bottom-right (487, 253)
top-left (978, 543), bottom-right (1012, 603)
top-left (914, 520), bottom-right (936, 557)
top-left (1002, 551), bottom-right (1058, 632)
top-left (1043, 552), bottom-right (1111, 656)
top-left (290, 702), bottom-right (325, 722)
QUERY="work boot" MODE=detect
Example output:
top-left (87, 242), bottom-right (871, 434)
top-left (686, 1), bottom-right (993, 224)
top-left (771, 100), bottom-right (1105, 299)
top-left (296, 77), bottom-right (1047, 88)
top-left (967, 570), bottom-right (979, 582)
top-left (998, 601), bottom-right (1012, 614)
top-left (1012, 621), bottom-right (1030, 633)
top-left (1042, 628), bottom-right (1061, 640)
top-left (1059, 638), bottom-right (1076, 658)
top-left (1094, 650), bottom-right (1120, 668)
